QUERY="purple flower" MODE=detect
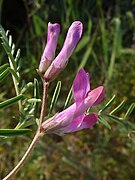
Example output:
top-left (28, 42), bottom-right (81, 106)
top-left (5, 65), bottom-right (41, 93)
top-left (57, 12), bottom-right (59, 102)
top-left (44, 21), bottom-right (83, 81)
top-left (39, 22), bottom-right (60, 74)
top-left (42, 68), bottom-right (105, 135)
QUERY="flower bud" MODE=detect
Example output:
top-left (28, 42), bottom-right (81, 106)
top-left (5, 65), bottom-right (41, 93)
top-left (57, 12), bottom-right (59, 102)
top-left (44, 21), bottom-right (83, 81)
top-left (39, 22), bottom-right (60, 74)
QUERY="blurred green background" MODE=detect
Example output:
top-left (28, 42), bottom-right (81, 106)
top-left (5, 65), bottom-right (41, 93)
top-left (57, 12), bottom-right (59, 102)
top-left (0, 0), bottom-right (135, 179)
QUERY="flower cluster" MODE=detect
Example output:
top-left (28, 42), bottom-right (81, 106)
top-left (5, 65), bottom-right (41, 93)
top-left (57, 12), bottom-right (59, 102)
top-left (39, 21), bottom-right (83, 81)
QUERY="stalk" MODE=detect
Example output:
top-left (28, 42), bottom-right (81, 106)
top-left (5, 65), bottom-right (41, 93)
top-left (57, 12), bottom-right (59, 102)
top-left (3, 80), bottom-right (49, 179)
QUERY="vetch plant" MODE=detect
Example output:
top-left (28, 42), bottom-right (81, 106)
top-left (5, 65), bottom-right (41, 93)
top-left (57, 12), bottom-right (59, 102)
top-left (0, 21), bottom-right (134, 179)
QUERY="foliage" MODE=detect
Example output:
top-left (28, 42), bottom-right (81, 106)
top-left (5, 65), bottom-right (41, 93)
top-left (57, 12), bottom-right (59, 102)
top-left (0, 0), bottom-right (135, 179)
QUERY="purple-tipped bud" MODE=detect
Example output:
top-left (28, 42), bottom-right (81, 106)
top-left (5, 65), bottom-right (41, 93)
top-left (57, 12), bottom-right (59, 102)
top-left (39, 22), bottom-right (60, 74)
top-left (44, 21), bottom-right (83, 81)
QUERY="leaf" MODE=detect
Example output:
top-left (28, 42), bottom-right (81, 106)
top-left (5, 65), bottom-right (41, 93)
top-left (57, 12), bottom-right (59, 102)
top-left (0, 129), bottom-right (32, 137)
top-left (17, 118), bottom-right (37, 129)
top-left (0, 25), bottom-right (9, 43)
top-left (7, 52), bottom-right (17, 70)
top-left (110, 99), bottom-right (126, 114)
top-left (0, 67), bottom-right (20, 82)
top-left (9, 68), bottom-right (20, 82)
top-left (34, 78), bottom-right (40, 99)
top-left (98, 116), bottom-right (111, 129)
top-left (11, 43), bottom-right (15, 55)
top-left (33, 78), bottom-right (40, 117)
top-left (78, 32), bottom-right (97, 69)
top-left (0, 68), bottom-right (10, 81)
top-left (27, 98), bottom-right (41, 103)
top-left (0, 94), bottom-right (23, 109)
top-left (15, 49), bottom-right (21, 62)
top-left (9, 35), bottom-right (12, 47)
top-left (75, 35), bottom-right (90, 53)
top-left (91, 50), bottom-right (99, 65)
top-left (105, 114), bottom-right (123, 126)
top-left (1, 41), bottom-right (11, 53)
top-left (64, 87), bottom-right (72, 109)
top-left (99, 95), bottom-right (116, 113)
top-left (0, 25), bottom-right (18, 71)
top-left (123, 120), bottom-right (135, 129)
top-left (108, 18), bottom-right (121, 81)
top-left (0, 63), bottom-right (9, 72)
top-left (49, 81), bottom-right (61, 114)
top-left (100, 13), bottom-right (108, 65)
top-left (124, 103), bottom-right (135, 119)
top-left (21, 82), bottom-right (33, 94)
top-left (33, 14), bottom-right (47, 36)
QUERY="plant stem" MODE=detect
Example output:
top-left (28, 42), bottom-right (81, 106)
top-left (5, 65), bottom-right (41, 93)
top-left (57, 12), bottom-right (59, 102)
top-left (3, 80), bottom-right (49, 179)
top-left (3, 132), bottom-right (41, 180)
top-left (38, 81), bottom-right (49, 132)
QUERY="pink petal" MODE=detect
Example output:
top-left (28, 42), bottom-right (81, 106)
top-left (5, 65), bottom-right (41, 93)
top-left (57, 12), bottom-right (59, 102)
top-left (85, 86), bottom-right (105, 106)
top-left (72, 68), bottom-right (90, 106)
top-left (56, 113), bottom-right (98, 134)
top-left (68, 113), bottom-right (98, 133)
top-left (53, 21), bottom-right (83, 68)
top-left (45, 22), bottom-right (60, 61)
top-left (42, 103), bottom-right (77, 133)
top-left (39, 22), bottom-right (60, 73)
top-left (85, 73), bottom-right (90, 94)
top-left (54, 113), bottom-right (85, 134)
